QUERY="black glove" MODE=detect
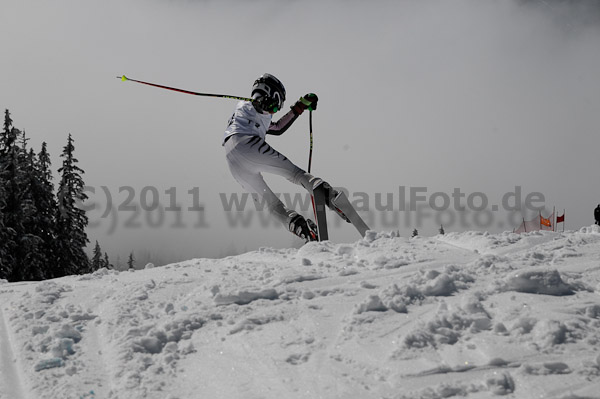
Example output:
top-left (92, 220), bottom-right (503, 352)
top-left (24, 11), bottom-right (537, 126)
top-left (299, 93), bottom-right (318, 111)
top-left (291, 93), bottom-right (319, 114)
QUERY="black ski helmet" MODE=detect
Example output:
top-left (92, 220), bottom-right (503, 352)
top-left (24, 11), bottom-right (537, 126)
top-left (251, 73), bottom-right (286, 113)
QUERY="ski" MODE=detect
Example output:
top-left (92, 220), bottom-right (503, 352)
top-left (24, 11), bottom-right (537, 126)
top-left (312, 186), bottom-right (329, 241)
top-left (330, 191), bottom-right (370, 237)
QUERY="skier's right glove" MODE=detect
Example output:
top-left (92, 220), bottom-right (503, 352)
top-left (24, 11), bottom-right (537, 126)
top-left (291, 93), bottom-right (318, 115)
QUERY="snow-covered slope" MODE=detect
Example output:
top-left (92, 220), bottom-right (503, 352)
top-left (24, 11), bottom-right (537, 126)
top-left (1, 227), bottom-right (600, 399)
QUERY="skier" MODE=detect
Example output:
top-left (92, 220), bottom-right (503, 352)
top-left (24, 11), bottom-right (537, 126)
top-left (595, 204), bottom-right (600, 226)
top-left (223, 73), bottom-right (341, 242)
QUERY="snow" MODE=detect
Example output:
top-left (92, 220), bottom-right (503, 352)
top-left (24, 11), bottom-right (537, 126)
top-left (1, 228), bottom-right (600, 398)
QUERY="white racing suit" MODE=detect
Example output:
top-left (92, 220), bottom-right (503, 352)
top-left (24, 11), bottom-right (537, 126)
top-left (223, 101), bottom-right (319, 227)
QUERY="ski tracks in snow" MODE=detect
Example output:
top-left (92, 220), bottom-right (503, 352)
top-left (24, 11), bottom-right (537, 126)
top-left (1, 279), bottom-right (114, 399)
top-left (0, 305), bottom-right (28, 399)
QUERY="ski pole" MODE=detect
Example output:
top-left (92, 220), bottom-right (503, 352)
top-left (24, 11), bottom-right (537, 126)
top-left (117, 75), bottom-right (253, 102)
top-left (308, 110), bottom-right (314, 174)
top-left (308, 110), bottom-right (317, 221)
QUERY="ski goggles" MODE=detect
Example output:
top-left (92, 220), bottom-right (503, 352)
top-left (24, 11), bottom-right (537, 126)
top-left (253, 82), bottom-right (285, 113)
top-left (263, 91), bottom-right (283, 113)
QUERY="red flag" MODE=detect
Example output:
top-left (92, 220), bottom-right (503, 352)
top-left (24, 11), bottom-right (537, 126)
top-left (557, 214), bottom-right (565, 223)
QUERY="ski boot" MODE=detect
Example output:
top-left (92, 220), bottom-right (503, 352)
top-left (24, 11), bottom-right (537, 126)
top-left (289, 213), bottom-right (318, 243)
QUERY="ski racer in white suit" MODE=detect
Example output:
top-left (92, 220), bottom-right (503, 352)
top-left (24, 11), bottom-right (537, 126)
top-left (223, 73), bottom-right (334, 242)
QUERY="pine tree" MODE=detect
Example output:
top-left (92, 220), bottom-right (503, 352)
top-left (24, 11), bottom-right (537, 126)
top-left (439, 225), bottom-right (445, 235)
top-left (17, 146), bottom-right (45, 280)
top-left (1, 109), bottom-right (12, 150)
top-left (103, 252), bottom-right (112, 270)
top-left (127, 252), bottom-right (136, 270)
top-left (0, 181), bottom-right (10, 280)
top-left (91, 241), bottom-right (103, 271)
top-left (411, 228), bottom-right (419, 238)
top-left (18, 129), bottom-right (30, 165)
top-left (0, 110), bottom-right (27, 281)
top-left (0, 111), bottom-right (10, 280)
top-left (34, 143), bottom-right (58, 274)
top-left (54, 134), bottom-right (90, 277)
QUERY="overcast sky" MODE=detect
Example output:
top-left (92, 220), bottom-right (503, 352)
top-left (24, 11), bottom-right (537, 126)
top-left (2, 0), bottom-right (599, 265)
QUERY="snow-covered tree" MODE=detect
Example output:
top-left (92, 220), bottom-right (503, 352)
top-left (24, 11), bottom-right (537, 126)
top-left (127, 252), bottom-right (136, 270)
top-left (0, 178), bottom-right (11, 280)
top-left (35, 143), bottom-right (58, 269)
top-left (0, 112), bottom-right (12, 279)
top-left (54, 134), bottom-right (90, 277)
top-left (1, 109), bottom-right (12, 149)
top-left (0, 110), bottom-right (28, 281)
top-left (17, 147), bottom-right (46, 281)
top-left (91, 241), bottom-right (103, 271)
top-left (103, 252), bottom-right (113, 270)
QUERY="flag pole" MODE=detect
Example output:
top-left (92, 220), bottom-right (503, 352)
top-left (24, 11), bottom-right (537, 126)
top-left (553, 206), bottom-right (556, 232)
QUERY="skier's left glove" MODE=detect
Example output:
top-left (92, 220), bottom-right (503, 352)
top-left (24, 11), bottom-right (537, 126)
top-left (291, 93), bottom-right (318, 115)
top-left (300, 93), bottom-right (318, 111)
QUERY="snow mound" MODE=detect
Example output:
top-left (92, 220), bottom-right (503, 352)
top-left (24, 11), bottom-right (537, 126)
top-left (504, 269), bottom-right (575, 295)
top-left (403, 297), bottom-right (492, 349)
top-left (214, 288), bottom-right (279, 306)
top-left (355, 265), bottom-right (474, 314)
